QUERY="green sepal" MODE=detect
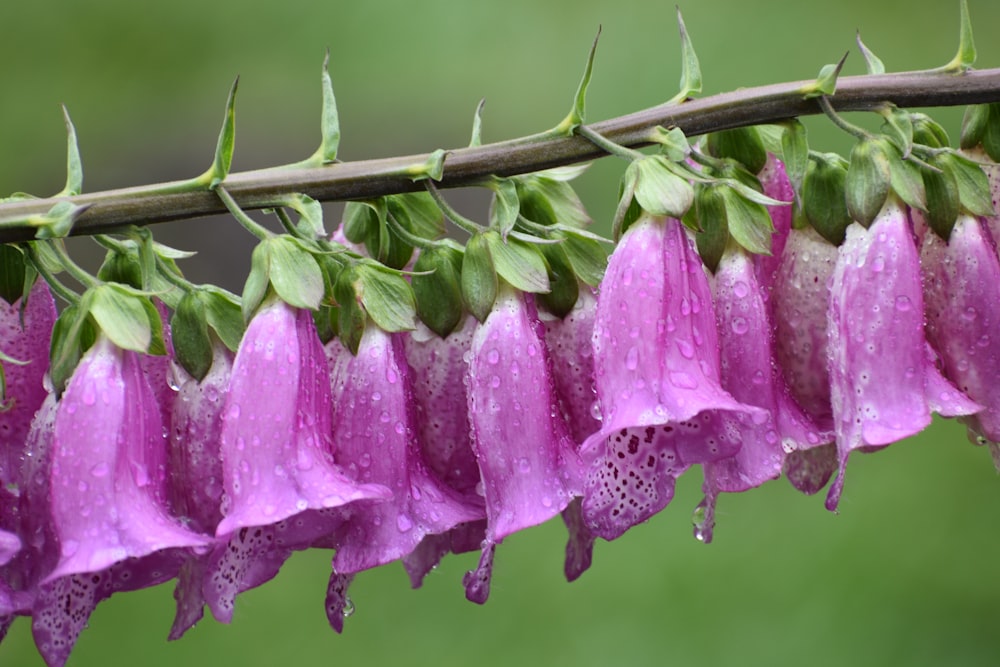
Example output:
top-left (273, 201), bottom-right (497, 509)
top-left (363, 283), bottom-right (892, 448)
top-left (202, 77), bottom-right (238, 189)
top-left (669, 7), bottom-right (702, 104)
top-left (387, 191), bottom-right (446, 240)
top-left (693, 184), bottom-right (729, 272)
top-left (856, 32), bottom-right (885, 75)
top-left (356, 262), bottom-right (417, 332)
top-left (316, 50), bottom-right (340, 163)
top-left (32, 202), bottom-right (88, 239)
top-left (981, 105), bottom-right (1000, 163)
top-left (801, 53), bottom-right (846, 99)
top-left (58, 105), bottom-right (83, 197)
top-left (534, 243), bottom-right (578, 319)
top-left (312, 305), bottom-right (338, 345)
top-left (846, 138), bottom-right (893, 226)
top-left (630, 156), bottom-right (695, 219)
top-left (171, 290), bottom-right (213, 381)
top-left (911, 113), bottom-right (951, 149)
top-left (86, 284), bottom-right (154, 353)
top-left (879, 105), bottom-right (914, 157)
top-left (275, 193), bottom-right (325, 240)
top-left (49, 303), bottom-right (96, 396)
top-left (412, 245), bottom-right (464, 338)
top-left (561, 232), bottom-right (607, 286)
top-left (469, 98), bottom-right (486, 148)
top-left (461, 233), bottom-right (498, 322)
top-left (241, 241), bottom-right (272, 321)
top-left (940, 151), bottom-right (995, 217)
top-left (780, 119), bottom-right (809, 195)
top-left (489, 179), bottom-right (520, 239)
top-left (960, 104), bottom-right (991, 153)
top-left (722, 187), bottom-right (773, 256)
top-left (333, 267), bottom-right (366, 355)
top-left (515, 174), bottom-right (591, 229)
top-left (612, 173), bottom-right (642, 240)
top-left (649, 126), bottom-right (691, 163)
top-left (941, 0), bottom-right (975, 73)
top-left (97, 247), bottom-right (144, 290)
top-left (887, 152), bottom-right (927, 212)
top-left (554, 27), bottom-right (601, 135)
top-left (268, 236), bottom-right (324, 310)
top-left (0, 245), bottom-right (26, 306)
top-left (486, 231), bottom-right (550, 294)
top-left (406, 149), bottom-right (446, 182)
top-left (921, 156), bottom-right (961, 241)
top-left (803, 153), bottom-right (852, 245)
top-left (706, 127), bottom-right (767, 175)
top-left (201, 287), bottom-right (245, 352)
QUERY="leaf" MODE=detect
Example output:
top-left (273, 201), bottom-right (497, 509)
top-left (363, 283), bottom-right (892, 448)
top-left (202, 287), bottom-right (245, 352)
top-left (88, 285), bottom-right (152, 352)
top-left (0, 245), bottom-right (25, 305)
top-left (461, 233), bottom-right (498, 322)
top-left (317, 49), bottom-right (341, 163)
top-left (856, 32), bottom-right (885, 75)
top-left (412, 246), bottom-right (464, 338)
top-left (469, 98), bottom-right (486, 147)
top-left (555, 26), bottom-right (602, 134)
top-left (486, 232), bottom-right (550, 294)
top-left (241, 241), bottom-right (272, 321)
top-left (204, 77), bottom-right (239, 189)
top-left (58, 105), bottom-right (83, 197)
top-left (171, 291), bottom-right (213, 381)
top-left (489, 179), bottom-right (520, 239)
top-left (268, 236), bottom-right (324, 310)
top-left (561, 232), bottom-right (607, 286)
top-left (357, 264), bottom-right (417, 332)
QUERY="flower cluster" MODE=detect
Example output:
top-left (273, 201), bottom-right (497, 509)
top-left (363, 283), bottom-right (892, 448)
top-left (3, 75), bottom-right (1000, 664)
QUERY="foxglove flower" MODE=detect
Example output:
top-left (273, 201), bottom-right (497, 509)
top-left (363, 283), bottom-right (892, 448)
top-left (216, 300), bottom-right (388, 538)
top-left (754, 154), bottom-right (795, 292)
top-left (540, 287), bottom-right (600, 581)
top-left (47, 336), bottom-right (210, 580)
top-left (400, 317), bottom-right (487, 588)
top-left (922, 215), bottom-right (1000, 451)
top-left (772, 226), bottom-right (840, 494)
top-left (582, 215), bottom-right (760, 541)
top-left (698, 248), bottom-right (828, 541)
top-left (0, 280), bottom-right (56, 485)
top-left (463, 287), bottom-right (584, 603)
top-left (826, 201), bottom-right (981, 510)
top-left (326, 324), bottom-right (481, 578)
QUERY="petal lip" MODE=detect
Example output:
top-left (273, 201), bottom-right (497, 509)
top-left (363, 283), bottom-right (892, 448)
top-left (581, 216), bottom-right (764, 540)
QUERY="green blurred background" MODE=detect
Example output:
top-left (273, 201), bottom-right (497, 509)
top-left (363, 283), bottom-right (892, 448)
top-left (3, 1), bottom-right (1000, 665)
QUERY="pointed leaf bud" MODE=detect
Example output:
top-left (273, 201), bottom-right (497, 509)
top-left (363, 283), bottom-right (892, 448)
top-left (846, 137), bottom-right (892, 226)
top-left (803, 152), bottom-right (851, 245)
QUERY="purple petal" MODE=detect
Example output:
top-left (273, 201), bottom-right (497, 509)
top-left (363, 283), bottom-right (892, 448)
top-left (702, 249), bottom-right (829, 520)
top-left (328, 326), bottom-right (481, 575)
top-left (462, 542), bottom-right (495, 605)
top-left (560, 498), bottom-right (594, 582)
top-left (402, 316), bottom-right (483, 499)
top-left (167, 340), bottom-right (233, 535)
top-left (0, 280), bottom-right (56, 486)
top-left (783, 444), bottom-right (838, 496)
top-left (324, 571), bottom-right (354, 634)
top-left (922, 215), bottom-right (1000, 444)
top-left (402, 519), bottom-right (485, 588)
top-left (0, 529), bottom-right (18, 567)
top-left (754, 154), bottom-right (795, 291)
top-left (46, 338), bottom-right (209, 580)
top-left (772, 226), bottom-right (838, 429)
top-left (826, 204), bottom-right (981, 511)
top-left (32, 550), bottom-right (185, 667)
top-left (582, 216), bottom-right (761, 540)
top-left (216, 301), bottom-right (388, 537)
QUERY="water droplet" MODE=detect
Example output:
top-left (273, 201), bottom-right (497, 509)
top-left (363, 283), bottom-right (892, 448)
top-left (342, 596), bottom-right (356, 618)
top-left (490, 375), bottom-right (501, 388)
top-left (487, 349), bottom-right (500, 365)
top-left (676, 339), bottom-right (694, 359)
top-left (396, 514), bottom-right (413, 532)
top-left (590, 401), bottom-right (603, 422)
top-left (228, 404), bottom-right (241, 420)
top-left (733, 281), bottom-right (750, 298)
top-left (517, 458), bottom-right (532, 473)
top-left (669, 371), bottom-right (697, 389)
top-left (893, 295), bottom-right (912, 312)
top-left (81, 386), bottom-right (96, 406)
top-left (731, 317), bottom-right (748, 335)
top-left (625, 347), bottom-right (639, 370)
top-left (90, 462), bottom-right (110, 478)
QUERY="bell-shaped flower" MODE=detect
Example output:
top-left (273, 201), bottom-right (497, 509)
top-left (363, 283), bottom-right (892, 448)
top-left (922, 215), bottom-right (1000, 451)
top-left (326, 323), bottom-right (482, 578)
top-left (772, 225), bottom-right (841, 494)
top-left (754, 154), bottom-right (795, 292)
top-left (540, 287), bottom-right (600, 581)
top-left (46, 336), bottom-right (211, 580)
top-left (825, 201), bottom-right (981, 511)
top-left (581, 215), bottom-right (761, 541)
top-left (400, 317), bottom-right (487, 588)
top-left (0, 280), bottom-right (56, 486)
top-left (698, 248), bottom-right (829, 541)
top-left (216, 300), bottom-right (389, 538)
top-left (463, 286), bottom-right (584, 603)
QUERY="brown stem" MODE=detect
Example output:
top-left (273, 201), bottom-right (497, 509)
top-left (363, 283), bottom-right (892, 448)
top-left (2, 68), bottom-right (1000, 243)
